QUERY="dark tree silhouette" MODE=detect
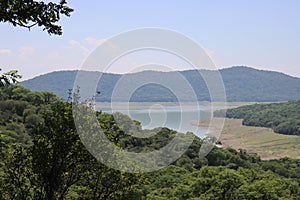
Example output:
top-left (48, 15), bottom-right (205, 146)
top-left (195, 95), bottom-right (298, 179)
top-left (0, 0), bottom-right (73, 35)
top-left (0, 68), bottom-right (22, 86)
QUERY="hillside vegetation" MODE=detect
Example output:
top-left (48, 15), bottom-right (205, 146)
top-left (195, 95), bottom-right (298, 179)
top-left (1, 85), bottom-right (300, 199)
top-left (21, 66), bottom-right (300, 102)
top-left (215, 101), bottom-right (300, 135)
top-left (197, 118), bottom-right (300, 160)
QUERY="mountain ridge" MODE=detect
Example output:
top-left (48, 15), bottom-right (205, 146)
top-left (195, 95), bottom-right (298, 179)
top-left (21, 66), bottom-right (300, 102)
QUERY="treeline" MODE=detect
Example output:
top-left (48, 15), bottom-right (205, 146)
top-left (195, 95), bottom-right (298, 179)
top-left (1, 85), bottom-right (300, 199)
top-left (215, 101), bottom-right (300, 136)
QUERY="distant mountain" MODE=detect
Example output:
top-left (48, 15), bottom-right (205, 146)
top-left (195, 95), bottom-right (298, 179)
top-left (21, 66), bottom-right (300, 102)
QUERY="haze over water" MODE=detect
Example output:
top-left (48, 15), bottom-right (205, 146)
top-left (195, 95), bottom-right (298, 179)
top-left (100, 103), bottom-right (214, 138)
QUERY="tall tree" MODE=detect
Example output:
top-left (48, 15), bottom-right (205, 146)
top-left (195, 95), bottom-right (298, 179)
top-left (31, 101), bottom-right (142, 199)
top-left (31, 101), bottom-right (94, 199)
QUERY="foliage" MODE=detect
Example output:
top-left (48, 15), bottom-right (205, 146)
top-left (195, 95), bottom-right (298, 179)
top-left (1, 86), bottom-right (300, 199)
top-left (0, 145), bottom-right (35, 199)
top-left (144, 166), bottom-right (300, 200)
top-left (0, 68), bottom-right (22, 86)
top-left (0, 0), bottom-right (73, 35)
top-left (215, 101), bottom-right (300, 135)
top-left (0, 86), bottom-right (142, 199)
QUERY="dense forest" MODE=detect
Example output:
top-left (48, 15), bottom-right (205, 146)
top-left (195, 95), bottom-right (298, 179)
top-left (21, 66), bottom-right (300, 102)
top-left (1, 85), bottom-right (300, 199)
top-left (215, 101), bottom-right (300, 136)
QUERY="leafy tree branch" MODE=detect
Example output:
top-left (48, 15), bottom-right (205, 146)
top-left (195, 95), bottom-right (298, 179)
top-left (0, 0), bottom-right (73, 35)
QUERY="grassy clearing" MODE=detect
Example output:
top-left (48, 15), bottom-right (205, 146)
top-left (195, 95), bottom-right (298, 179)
top-left (196, 117), bottom-right (300, 160)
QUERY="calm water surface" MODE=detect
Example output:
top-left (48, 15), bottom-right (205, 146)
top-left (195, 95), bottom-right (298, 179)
top-left (100, 104), bottom-right (216, 138)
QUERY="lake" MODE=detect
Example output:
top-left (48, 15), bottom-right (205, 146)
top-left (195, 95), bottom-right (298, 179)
top-left (96, 102), bottom-right (247, 138)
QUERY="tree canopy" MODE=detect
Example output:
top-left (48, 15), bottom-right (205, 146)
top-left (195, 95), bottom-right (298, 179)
top-left (215, 101), bottom-right (300, 135)
top-left (1, 85), bottom-right (300, 199)
top-left (0, 0), bottom-right (73, 35)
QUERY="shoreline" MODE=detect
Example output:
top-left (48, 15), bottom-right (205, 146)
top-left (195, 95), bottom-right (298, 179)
top-left (194, 117), bottom-right (300, 160)
top-left (95, 101), bottom-right (255, 110)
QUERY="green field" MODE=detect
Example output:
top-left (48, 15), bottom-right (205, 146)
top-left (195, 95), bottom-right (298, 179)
top-left (197, 117), bottom-right (300, 160)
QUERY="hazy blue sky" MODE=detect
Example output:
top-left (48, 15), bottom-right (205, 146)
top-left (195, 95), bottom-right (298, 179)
top-left (0, 0), bottom-right (299, 79)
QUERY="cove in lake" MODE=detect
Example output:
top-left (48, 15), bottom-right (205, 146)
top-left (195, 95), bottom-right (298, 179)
top-left (98, 103), bottom-right (218, 138)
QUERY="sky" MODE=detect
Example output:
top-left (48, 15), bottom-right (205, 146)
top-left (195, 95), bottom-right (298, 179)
top-left (0, 0), bottom-right (300, 80)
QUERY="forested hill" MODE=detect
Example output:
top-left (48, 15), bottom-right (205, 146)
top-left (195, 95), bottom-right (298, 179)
top-left (21, 66), bottom-right (300, 102)
top-left (214, 100), bottom-right (300, 135)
